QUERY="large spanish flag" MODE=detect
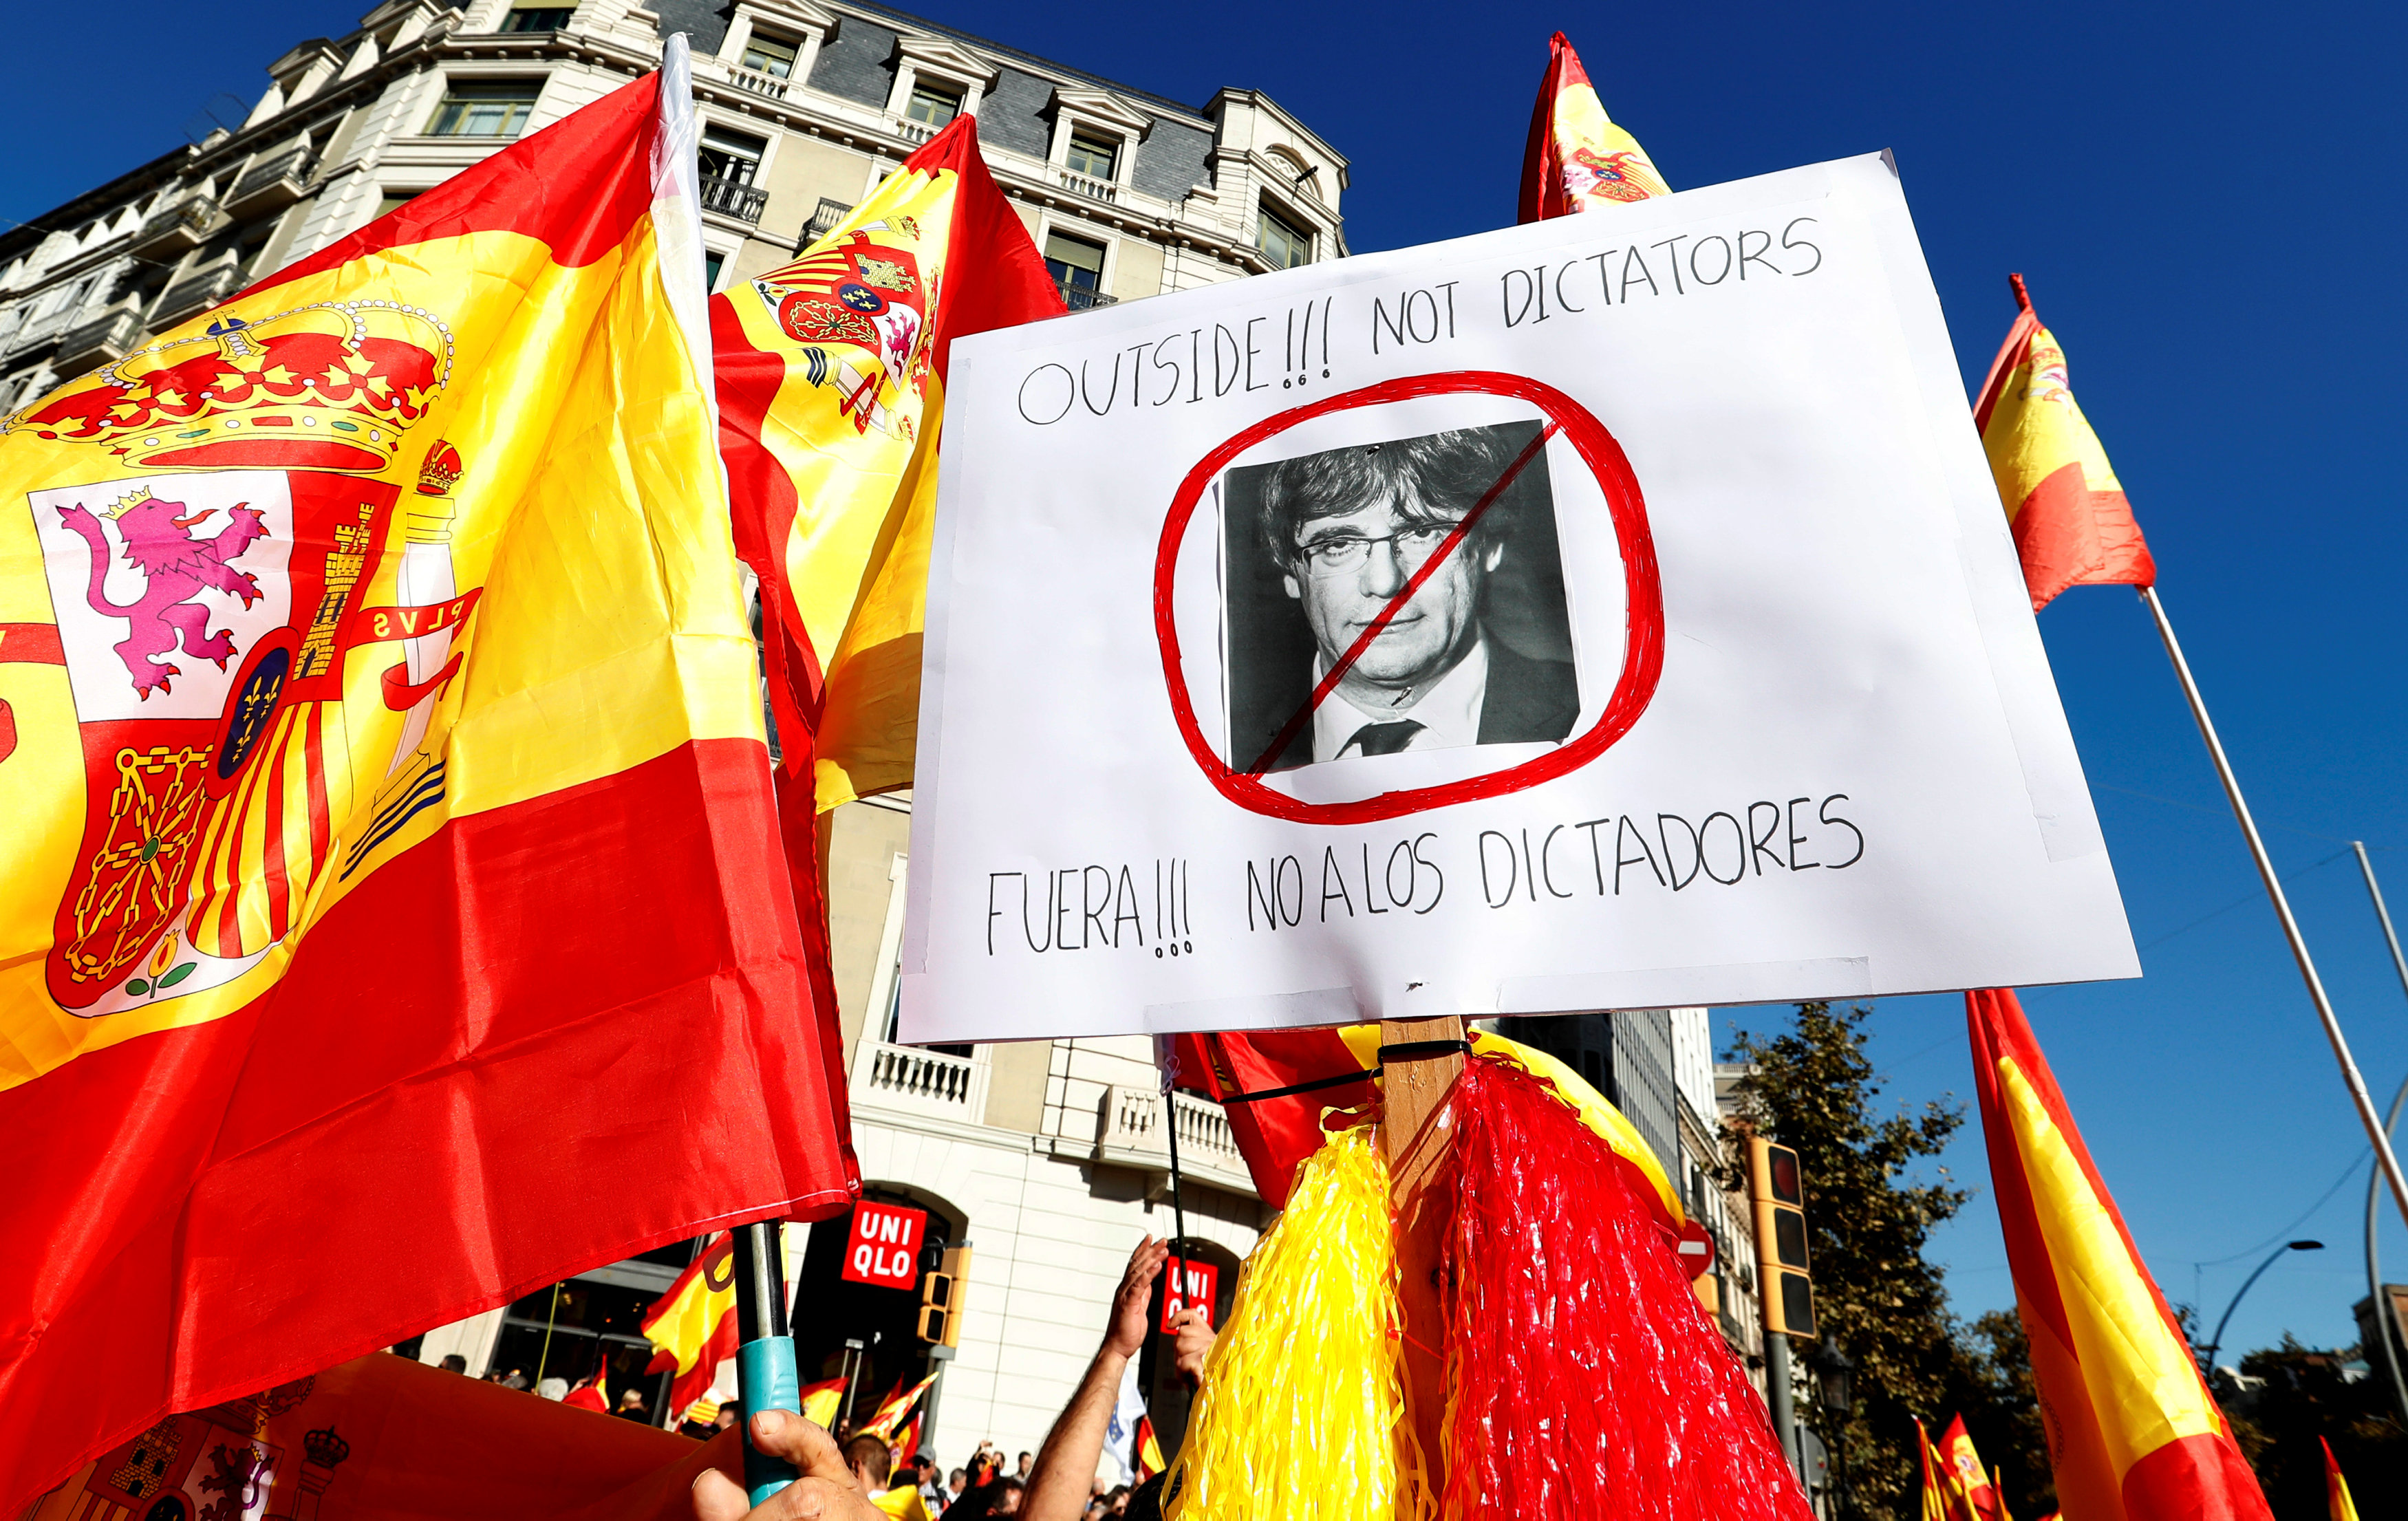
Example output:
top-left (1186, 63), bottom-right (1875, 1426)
top-left (1971, 277), bottom-right (2156, 611)
top-left (1966, 989), bottom-right (2272, 1521)
top-left (713, 112), bottom-right (1061, 817)
top-left (0, 41), bottom-right (853, 1505)
top-left (1518, 30), bottom-right (1670, 222)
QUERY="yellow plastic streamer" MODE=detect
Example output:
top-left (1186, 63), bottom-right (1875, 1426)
top-left (1161, 1124), bottom-right (1428, 1520)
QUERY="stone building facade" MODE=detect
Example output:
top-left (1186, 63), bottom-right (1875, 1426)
top-left (0, 0), bottom-right (1348, 413)
top-left (0, 0), bottom-right (1348, 1467)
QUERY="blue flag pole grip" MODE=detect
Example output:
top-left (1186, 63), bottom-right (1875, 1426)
top-left (732, 1220), bottom-right (801, 1504)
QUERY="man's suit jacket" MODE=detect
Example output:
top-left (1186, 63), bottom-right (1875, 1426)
top-left (1257, 636), bottom-right (1579, 773)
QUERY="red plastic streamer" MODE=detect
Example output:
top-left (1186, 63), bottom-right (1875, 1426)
top-left (1443, 1058), bottom-right (1816, 1521)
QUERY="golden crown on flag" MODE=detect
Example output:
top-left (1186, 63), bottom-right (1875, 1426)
top-left (5, 299), bottom-right (453, 475)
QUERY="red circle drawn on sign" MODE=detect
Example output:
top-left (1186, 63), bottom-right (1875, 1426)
top-left (1152, 371), bottom-right (1664, 826)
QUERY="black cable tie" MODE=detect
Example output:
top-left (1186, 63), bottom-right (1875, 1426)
top-left (1214, 1068), bottom-right (1382, 1106)
top-left (1377, 1038), bottom-right (1472, 1063)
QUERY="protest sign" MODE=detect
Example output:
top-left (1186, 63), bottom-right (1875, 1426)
top-left (901, 153), bottom-right (2136, 1043)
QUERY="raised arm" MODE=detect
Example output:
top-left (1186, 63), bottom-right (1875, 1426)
top-left (1020, 1236), bottom-right (1168, 1521)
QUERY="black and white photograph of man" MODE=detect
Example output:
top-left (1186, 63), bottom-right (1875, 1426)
top-left (1223, 420), bottom-right (1581, 773)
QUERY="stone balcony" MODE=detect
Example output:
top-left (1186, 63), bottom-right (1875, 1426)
top-left (53, 308), bottom-right (144, 371)
top-left (1089, 1084), bottom-right (1252, 1195)
top-left (224, 147), bottom-right (315, 218)
top-left (150, 263), bottom-right (241, 326)
top-left (850, 1038), bottom-right (991, 1125)
top-left (129, 197), bottom-right (225, 259)
top-left (698, 174), bottom-right (768, 226)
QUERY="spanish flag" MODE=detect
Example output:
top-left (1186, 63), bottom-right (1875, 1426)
top-left (1966, 989), bottom-right (2272, 1521)
top-left (643, 1231), bottom-right (741, 1423)
top-left (1941, 1415), bottom-right (2006, 1521)
top-left (860, 1370), bottom-right (942, 1439)
top-left (1971, 276), bottom-right (2156, 611)
top-left (1518, 31), bottom-right (1671, 222)
top-left (714, 112), bottom-right (1061, 817)
top-left (2322, 1437), bottom-right (2360, 1521)
top-left (0, 41), bottom-right (853, 1506)
top-left (1920, 1419), bottom-right (1954, 1521)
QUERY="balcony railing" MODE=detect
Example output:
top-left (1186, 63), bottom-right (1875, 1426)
top-left (226, 147), bottom-right (315, 215)
top-left (54, 308), bottom-right (144, 370)
top-left (851, 1039), bottom-right (990, 1123)
top-left (699, 174), bottom-right (768, 225)
top-left (890, 115), bottom-right (936, 145)
top-left (1055, 279), bottom-right (1117, 312)
top-left (1095, 1086), bottom-right (1246, 1180)
top-left (804, 197), bottom-right (853, 244)
top-left (727, 65), bottom-right (789, 100)
top-left (151, 263), bottom-right (241, 325)
top-left (130, 197), bottom-right (224, 257)
top-left (1056, 167), bottom-right (1119, 205)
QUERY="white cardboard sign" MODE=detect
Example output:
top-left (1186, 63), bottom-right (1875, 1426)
top-left (900, 153), bottom-right (2136, 1044)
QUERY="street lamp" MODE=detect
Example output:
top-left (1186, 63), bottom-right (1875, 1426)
top-left (1807, 1336), bottom-right (1855, 1520)
top-left (2199, 1240), bottom-right (2324, 1377)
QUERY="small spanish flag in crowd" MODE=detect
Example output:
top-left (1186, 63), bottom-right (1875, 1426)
top-left (1972, 276), bottom-right (2156, 610)
top-left (1920, 1419), bottom-right (1953, 1521)
top-left (2321, 1437), bottom-right (2361, 1521)
top-left (1939, 1415), bottom-right (2006, 1521)
top-left (1967, 989), bottom-right (2273, 1520)
top-left (1518, 31), bottom-right (1671, 222)
top-left (0, 39), bottom-right (854, 1507)
top-left (714, 111), bottom-right (1061, 817)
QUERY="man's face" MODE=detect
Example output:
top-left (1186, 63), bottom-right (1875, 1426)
top-left (1283, 490), bottom-right (1500, 692)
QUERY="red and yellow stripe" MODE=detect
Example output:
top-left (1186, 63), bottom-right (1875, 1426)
top-left (1971, 279), bottom-right (2156, 611)
top-left (1966, 990), bottom-right (2270, 1521)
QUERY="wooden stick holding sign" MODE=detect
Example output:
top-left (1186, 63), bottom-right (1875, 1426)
top-left (1380, 1013), bottom-right (1468, 1506)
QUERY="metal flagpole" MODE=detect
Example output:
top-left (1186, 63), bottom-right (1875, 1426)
top-left (2139, 587), bottom-right (2408, 1227)
top-left (732, 1219), bottom-right (802, 1504)
top-left (2349, 841), bottom-right (2408, 1425)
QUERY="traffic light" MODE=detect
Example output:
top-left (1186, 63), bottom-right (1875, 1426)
top-left (1747, 1135), bottom-right (1814, 1338)
top-left (915, 1243), bottom-right (972, 1346)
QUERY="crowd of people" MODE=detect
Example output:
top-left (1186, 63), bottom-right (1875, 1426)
top-left (411, 1237), bottom-right (1206, 1521)
top-left (692, 1238), bottom-right (1212, 1521)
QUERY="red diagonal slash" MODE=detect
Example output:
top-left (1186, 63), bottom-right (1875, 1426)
top-left (1245, 420), bottom-right (1562, 775)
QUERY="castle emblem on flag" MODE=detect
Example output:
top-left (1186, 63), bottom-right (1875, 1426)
top-left (751, 226), bottom-right (932, 439)
top-left (14, 302), bottom-right (477, 1019)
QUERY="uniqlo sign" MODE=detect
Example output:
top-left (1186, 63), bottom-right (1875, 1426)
top-left (1161, 1256), bottom-right (1219, 1331)
top-left (840, 1201), bottom-right (927, 1289)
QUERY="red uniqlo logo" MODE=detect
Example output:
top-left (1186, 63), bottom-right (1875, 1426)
top-left (840, 1201), bottom-right (927, 1289)
top-left (1160, 1257), bottom-right (1218, 1332)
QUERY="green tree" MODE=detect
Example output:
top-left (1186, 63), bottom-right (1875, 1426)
top-left (1722, 1002), bottom-right (2051, 1520)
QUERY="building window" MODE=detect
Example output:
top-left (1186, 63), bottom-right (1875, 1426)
top-left (698, 126), bottom-right (767, 186)
top-left (703, 250), bottom-right (725, 290)
top-left (375, 191), bottom-right (418, 219)
top-left (428, 80), bottom-right (541, 137)
top-left (1065, 134), bottom-right (1117, 181)
top-left (498, 6), bottom-right (576, 30)
top-left (905, 82), bottom-right (960, 128)
top-left (1044, 231), bottom-right (1106, 308)
top-left (740, 32), bottom-right (799, 78)
top-left (1258, 204), bottom-right (1311, 269)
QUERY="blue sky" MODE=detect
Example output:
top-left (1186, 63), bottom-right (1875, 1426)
top-left (10, 1), bottom-right (2407, 1363)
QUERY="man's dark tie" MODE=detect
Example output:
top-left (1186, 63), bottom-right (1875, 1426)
top-left (1347, 720), bottom-right (1423, 757)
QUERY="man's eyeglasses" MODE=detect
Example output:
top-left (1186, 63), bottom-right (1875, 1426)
top-left (1296, 521), bottom-right (1460, 577)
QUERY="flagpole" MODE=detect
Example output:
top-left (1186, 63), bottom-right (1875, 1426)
top-left (2139, 587), bottom-right (2408, 1227)
top-left (733, 1219), bottom-right (802, 1503)
top-left (2348, 841), bottom-right (2408, 1425)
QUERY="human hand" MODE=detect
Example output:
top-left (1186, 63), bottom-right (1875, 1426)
top-left (1104, 1237), bottom-right (1169, 1359)
top-left (1170, 1306), bottom-right (1216, 1388)
top-left (693, 1410), bottom-right (885, 1521)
